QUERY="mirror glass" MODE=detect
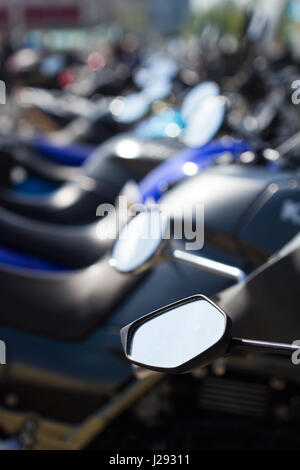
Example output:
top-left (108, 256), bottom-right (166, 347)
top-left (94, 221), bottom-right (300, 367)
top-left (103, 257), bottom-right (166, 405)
top-left (134, 68), bottom-right (152, 88)
top-left (111, 210), bottom-right (168, 273)
top-left (181, 81), bottom-right (219, 123)
top-left (134, 109), bottom-right (183, 139)
top-left (9, 48), bottom-right (39, 72)
top-left (143, 79), bottom-right (172, 102)
top-left (145, 55), bottom-right (178, 79)
top-left (40, 54), bottom-right (65, 77)
top-left (112, 93), bottom-right (150, 124)
top-left (134, 57), bottom-right (177, 89)
top-left (246, 7), bottom-right (268, 43)
top-left (130, 299), bottom-right (226, 369)
top-left (183, 95), bottom-right (225, 148)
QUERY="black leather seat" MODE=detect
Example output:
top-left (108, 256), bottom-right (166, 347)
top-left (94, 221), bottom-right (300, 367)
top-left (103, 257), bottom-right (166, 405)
top-left (0, 135), bottom-right (183, 224)
top-left (0, 254), bottom-right (142, 340)
top-left (0, 206), bottom-right (110, 268)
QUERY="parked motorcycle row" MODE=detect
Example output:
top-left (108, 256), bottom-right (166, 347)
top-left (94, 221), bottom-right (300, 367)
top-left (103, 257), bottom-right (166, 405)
top-left (0, 7), bottom-right (300, 450)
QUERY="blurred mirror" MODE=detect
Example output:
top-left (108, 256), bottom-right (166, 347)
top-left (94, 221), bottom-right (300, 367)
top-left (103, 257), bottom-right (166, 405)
top-left (134, 68), bottom-right (152, 88)
top-left (7, 48), bottom-right (39, 73)
top-left (145, 55), bottom-right (178, 80)
top-left (134, 109), bottom-right (183, 139)
top-left (183, 95), bottom-right (226, 147)
top-left (40, 54), bottom-right (65, 77)
top-left (143, 79), bottom-right (172, 102)
top-left (111, 209), bottom-right (168, 273)
top-left (112, 93), bottom-right (150, 124)
top-left (181, 81), bottom-right (220, 123)
top-left (134, 56), bottom-right (177, 89)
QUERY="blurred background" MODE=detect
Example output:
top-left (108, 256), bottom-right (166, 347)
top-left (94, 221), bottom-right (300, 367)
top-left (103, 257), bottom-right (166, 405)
top-left (0, 0), bottom-right (290, 47)
top-left (0, 0), bottom-right (296, 141)
top-left (0, 1), bottom-right (291, 54)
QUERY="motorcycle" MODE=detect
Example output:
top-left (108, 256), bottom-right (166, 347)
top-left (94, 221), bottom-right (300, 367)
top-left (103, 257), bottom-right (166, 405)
top-left (0, 7), bottom-right (299, 448)
top-left (0, 158), bottom-right (299, 449)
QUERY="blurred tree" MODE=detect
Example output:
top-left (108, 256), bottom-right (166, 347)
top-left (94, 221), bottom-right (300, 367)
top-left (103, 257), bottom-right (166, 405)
top-left (184, 0), bottom-right (244, 38)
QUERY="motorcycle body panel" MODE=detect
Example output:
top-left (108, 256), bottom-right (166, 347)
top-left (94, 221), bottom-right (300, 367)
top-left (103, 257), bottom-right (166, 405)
top-left (0, 165), bottom-right (299, 421)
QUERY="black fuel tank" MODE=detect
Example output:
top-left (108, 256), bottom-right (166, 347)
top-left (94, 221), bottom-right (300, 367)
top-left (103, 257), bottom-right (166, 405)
top-left (161, 165), bottom-right (300, 265)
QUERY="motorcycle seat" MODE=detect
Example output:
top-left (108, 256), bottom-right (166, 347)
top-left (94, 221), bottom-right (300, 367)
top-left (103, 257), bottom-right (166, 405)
top-left (0, 206), bottom-right (110, 268)
top-left (0, 252), bottom-right (142, 340)
top-left (0, 135), bottom-right (180, 224)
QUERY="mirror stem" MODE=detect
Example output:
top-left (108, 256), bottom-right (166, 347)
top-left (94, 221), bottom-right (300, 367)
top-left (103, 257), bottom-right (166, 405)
top-left (171, 250), bottom-right (246, 282)
top-left (231, 337), bottom-right (299, 357)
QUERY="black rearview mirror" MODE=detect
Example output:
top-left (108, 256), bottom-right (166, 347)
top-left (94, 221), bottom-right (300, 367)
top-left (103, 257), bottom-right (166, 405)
top-left (110, 208), bottom-right (169, 274)
top-left (182, 95), bottom-right (226, 148)
top-left (120, 295), bottom-right (232, 374)
top-left (181, 81), bottom-right (219, 123)
top-left (121, 294), bottom-right (299, 375)
top-left (110, 210), bottom-right (246, 281)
